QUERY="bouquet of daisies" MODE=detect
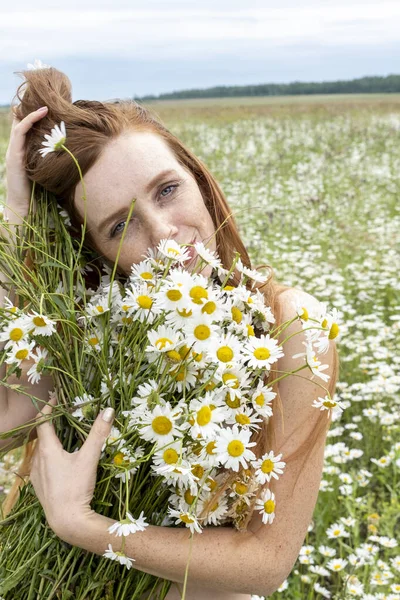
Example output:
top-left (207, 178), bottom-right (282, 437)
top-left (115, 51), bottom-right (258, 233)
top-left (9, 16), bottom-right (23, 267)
top-left (0, 126), bottom-right (342, 599)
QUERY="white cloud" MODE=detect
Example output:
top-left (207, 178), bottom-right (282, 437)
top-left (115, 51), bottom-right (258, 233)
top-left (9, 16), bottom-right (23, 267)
top-left (1, 3), bottom-right (400, 64)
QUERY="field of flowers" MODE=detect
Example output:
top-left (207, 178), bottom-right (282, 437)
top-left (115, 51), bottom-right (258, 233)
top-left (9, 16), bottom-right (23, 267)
top-left (1, 95), bottom-right (399, 598)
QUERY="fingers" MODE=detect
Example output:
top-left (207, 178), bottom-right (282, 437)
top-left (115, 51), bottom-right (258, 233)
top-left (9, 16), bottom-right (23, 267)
top-left (7, 107), bottom-right (49, 156)
top-left (35, 392), bottom-right (62, 449)
top-left (79, 408), bottom-right (115, 466)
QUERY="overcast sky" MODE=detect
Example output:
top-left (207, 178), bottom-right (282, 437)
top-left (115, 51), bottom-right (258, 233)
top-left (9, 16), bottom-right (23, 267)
top-left (1, 0), bottom-right (399, 105)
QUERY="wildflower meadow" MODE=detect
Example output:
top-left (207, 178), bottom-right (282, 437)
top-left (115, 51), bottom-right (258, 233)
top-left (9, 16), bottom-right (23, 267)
top-left (0, 94), bottom-right (399, 599)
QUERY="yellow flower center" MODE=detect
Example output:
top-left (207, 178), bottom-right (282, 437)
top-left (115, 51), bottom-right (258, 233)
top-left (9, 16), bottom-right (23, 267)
top-left (171, 366), bottom-right (186, 381)
top-left (140, 271), bottom-right (153, 280)
top-left (329, 323), bottom-right (339, 339)
top-left (261, 459), bottom-right (274, 473)
top-left (216, 346), bottom-right (234, 363)
top-left (254, 394), bottom-right (265, 406)
top-left (205, 381), bottom-right (217, 391)
top-left (321, 318), bottom-right (328, 328)
top-left (33, 316), bottom-right (47, 327)
top-left (177, 308), bottom-right (193, 318)
top-left (180, 514), bottom-right (194, 524)
top-left (300, 307), bottom-right (309, 321)
top-left (15, 349), bottom-right (29, 360)
top-left (121, 317), bottom-right (132, 324)
top-left (179, 345), bottom-right (191, 359)
top-left (246, 324), bottom-right (255, 337)
top-left (192, 351), bottom-right (203, 362)
top-left (225, 393), bottom-right (241, 409)
top-left (194, 324), bottom-right (211, 340)
top-left (222, 373), bottom-right (239, 388)
top-left (264, 499), bottom-right (275, 514)
top-left (155, 337), bottom-right (173, 350)
top-left (234, 482), bottom-right (248, 495)
top-left (137, 295), bottom-right (153, 310)
top-left (166, 350), bottom-right (182, 362)
top-left (206, 477), bottom-right (218, 491)
top-left (113, 452), bottom-right (128, 466)
top-left (253, 347), bottom-right (270, 361)
top-left (235, 413), bottom-right (251, 425)
top-left (95, 306), bottom-right (104, 313)
top-left (10, 327), bottom-right (24, 341)
top-left (201, 301), bottom-right (217, 315)
top-left (227, 440), bottom-right (244, 457)
top-left (231, 307), bottom-right (243, 324)
top-left (88, 336), bottom-right (99, 346)
top-left (333, 529), bottom-right (340, 536)
top-left (189, 286), bottom-right (208, 304)
top-left (121, 304), bottom-right (131, 312)
top-left (323, 400), bottom-right (336, 409)
top-left (152, 416), bottom-right (173, 435)
top-left (223, 285), bottom-right (234, 291)
top-left (184, 490), bottom-right (195, 505)
top-left (196, 406), bottom-right (212, 426)
top-left (166, 289), bottom-right (183, 302)
top-left (192, 464), bottom-right (204, 479)
top-left (205, 441), bottom-right (216, 455)
top-left (163, 448), bottom-right (179, 464)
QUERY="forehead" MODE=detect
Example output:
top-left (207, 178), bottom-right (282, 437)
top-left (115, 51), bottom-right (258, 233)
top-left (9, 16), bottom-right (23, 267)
top-left (74, 130), bottom-right (180, 209)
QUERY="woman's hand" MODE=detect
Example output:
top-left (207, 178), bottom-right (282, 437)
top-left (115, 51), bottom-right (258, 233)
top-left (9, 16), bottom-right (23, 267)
top-left (29, 394), bottom-right (115, 539)
top-left (4, 106), bottom-right (48, 221)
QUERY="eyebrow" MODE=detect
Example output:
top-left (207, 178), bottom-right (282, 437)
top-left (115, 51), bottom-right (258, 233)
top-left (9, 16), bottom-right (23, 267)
top-left (98, 169), bottom-right (181, 233)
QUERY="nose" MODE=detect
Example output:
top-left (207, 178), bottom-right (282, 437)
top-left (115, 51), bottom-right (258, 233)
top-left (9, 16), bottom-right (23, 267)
top-left (145, 212), bottom-right (179, 248)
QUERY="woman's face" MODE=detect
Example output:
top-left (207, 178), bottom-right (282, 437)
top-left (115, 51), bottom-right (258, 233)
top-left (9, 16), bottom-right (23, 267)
top-left (73, 130), bottom-right (217, 276)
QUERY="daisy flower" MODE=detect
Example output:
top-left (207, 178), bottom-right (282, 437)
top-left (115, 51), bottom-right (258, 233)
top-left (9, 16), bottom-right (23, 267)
top-left (199, 495), bottom-right (229, 526)
top-left (103, 544), bottom-right (135, 569)
top-left (188, 393), bottom-right (229, 439)
top-left (39, 121), bottom-right (67, 157)
top-left (5, 340), bottom-right (36, 366)
top-left (85, 299), bottom-right (110, 318)
top-left (326, 558), bottom-right (348, 572)
top-left (0, 317), bottom-right (30, 349)
top-left (137, 402), bottom-right (184, 447)
top-left (235, 258), bottom-right (268, 285)
top-left (26, 346), bottom-right (49, 384)
top-left (129, 259), bottom-right (155, 285)
top-left (252, 451), bottom-right (286, 484)
top-left (255, 488), bottom-right (276, 525)
top-left (293, 340), bottom-right (331, 382)
top-left (26, 311), bottom-right (57, 336)
top-left (152, 441), bottom-right (186, 474)
top-left (130, 379), bottom-right (166, 412)
top-left (157, 239), bottom-right (191, 263)
top-left (146, 324), bottom-right (182, 354)
top-left (108, 511), bottom-right (148, 537)
top-left (251, 382), bottom-right (276, 418)
top-left (123, 286), bottom-right (158, 324)
top-left (214, 424), bottom-right (257, 472)
top-left (26, 58), bottom-right (51, 70)
top-left (315, 307), bottom-right (341, 353)
top-left (193, 241), bottom-right (222, 269)
top-left (206, 332), bottom-right (244, 369)
top-left (243, 334), bottom-right (284, 370)
top-left (326, 522), bottom-right (350, 539)
top-left (312, 395), bottom-right (346, 419)
top-left (71, 393), bottom-right (95, 421)
top-left (182, 314), bottom-right (219, 352)
top-left (168, 507), bottom-right (203, 534)
top-left (227, 406), bottom-right (263, 431)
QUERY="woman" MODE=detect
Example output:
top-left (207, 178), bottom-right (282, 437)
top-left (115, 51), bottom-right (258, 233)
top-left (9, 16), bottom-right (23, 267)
top-left (1, 65), bottom-right (339, 599)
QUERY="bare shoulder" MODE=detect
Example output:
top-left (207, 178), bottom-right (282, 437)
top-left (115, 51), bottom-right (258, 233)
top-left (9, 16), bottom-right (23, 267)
top-left (272, 285), bottom-right (338, 454)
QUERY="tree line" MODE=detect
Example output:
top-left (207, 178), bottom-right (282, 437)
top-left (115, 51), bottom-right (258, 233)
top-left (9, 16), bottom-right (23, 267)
top-left (135, 74), bottom-right (400, 102)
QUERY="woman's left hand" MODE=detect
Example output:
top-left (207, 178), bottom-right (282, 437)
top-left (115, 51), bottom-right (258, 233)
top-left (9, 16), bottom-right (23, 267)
top-left (29, 394), bottom-right (115, 540)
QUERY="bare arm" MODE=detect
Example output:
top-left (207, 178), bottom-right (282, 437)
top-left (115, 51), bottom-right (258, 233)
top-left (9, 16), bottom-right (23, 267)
top-left (0, 106), bottom-right (52, 452)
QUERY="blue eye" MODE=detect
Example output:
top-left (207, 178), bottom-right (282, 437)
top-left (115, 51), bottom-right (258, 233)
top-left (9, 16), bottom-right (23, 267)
top-left (110, 182), bottom-right (180, 238)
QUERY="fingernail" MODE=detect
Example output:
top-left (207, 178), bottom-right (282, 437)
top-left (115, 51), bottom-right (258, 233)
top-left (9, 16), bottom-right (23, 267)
top-left (102, 407), bottom-right (115, 423)
top-left (37, 106), bottom-right (48, 112)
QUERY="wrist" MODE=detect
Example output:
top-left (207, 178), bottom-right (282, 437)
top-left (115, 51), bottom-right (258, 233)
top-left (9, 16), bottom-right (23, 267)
top-left (56, 509), bottom-right (116, 551)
